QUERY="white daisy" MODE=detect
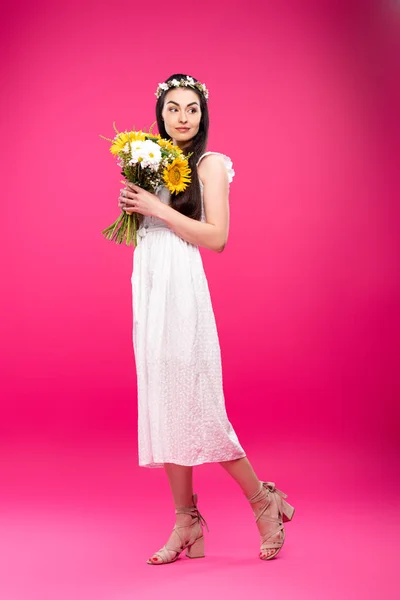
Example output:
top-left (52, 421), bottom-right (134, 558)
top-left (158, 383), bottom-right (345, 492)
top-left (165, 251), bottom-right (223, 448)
top-left (128, 140), bottom-right (145, 165)
top-left (140, 139), bottom-right (162, 168)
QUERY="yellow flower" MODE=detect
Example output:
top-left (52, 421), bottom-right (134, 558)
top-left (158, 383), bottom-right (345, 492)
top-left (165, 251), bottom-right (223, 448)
top-left (163, 157), bottom-right (191, 194)
top-left (158, 138), bottom-right (175, 152)
top-left (110, 130), bottom-right (147, 155)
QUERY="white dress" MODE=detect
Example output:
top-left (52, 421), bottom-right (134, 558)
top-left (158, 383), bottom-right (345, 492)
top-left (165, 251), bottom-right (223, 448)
top-left (131, 151), bottom-right (246, 468)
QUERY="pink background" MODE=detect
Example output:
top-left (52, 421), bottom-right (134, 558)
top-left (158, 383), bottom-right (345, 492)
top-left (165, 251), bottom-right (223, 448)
top-left (1, 1), bottom-right (399, 599)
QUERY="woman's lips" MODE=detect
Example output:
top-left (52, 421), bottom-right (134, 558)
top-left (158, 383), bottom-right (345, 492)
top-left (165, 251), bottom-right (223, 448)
top-left (176, 127), bottom-right (190, 132)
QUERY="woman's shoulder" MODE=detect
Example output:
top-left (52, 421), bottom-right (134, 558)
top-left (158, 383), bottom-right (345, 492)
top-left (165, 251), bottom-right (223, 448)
top-left (196, 150), bottom-right (233, 166)
top-left (196, 151), bottom-right (235, 184)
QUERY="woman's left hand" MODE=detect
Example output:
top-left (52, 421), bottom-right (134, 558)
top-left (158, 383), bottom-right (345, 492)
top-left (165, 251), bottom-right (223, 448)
top-left (119, 182), bottom-right (162, 217)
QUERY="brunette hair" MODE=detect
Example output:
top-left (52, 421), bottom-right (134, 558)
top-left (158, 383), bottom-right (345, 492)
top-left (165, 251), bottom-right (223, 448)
top-left (155, 73), bottom-right (209, 221)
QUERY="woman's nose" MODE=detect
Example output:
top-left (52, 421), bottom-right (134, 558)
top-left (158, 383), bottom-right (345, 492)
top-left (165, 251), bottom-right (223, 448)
top-left (178, 111), bottom-right (188, 123)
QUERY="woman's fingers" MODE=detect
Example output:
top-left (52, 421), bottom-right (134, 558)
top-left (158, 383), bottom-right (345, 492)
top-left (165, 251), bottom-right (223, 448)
top-left (118, 184), bottom-right (142, 211)
top-left (118, 193), bottom-right (138, 211)
top-left (126, 181), bottom-right (141, 192)
top-left (122, 195), bottom-right (137, 206)
top-left (119, 179), bottom-right (142, 194)
top-left (121, 187), bottom-right (140, 199)
top-left (119, 187), bottom-right (135, 202)
top-left (120, 187), bottom-right (134, 198)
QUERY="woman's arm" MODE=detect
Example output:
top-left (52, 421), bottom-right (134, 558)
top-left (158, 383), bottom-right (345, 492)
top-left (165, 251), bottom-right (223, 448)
top-left (156, 154), bottom-right (230, 253)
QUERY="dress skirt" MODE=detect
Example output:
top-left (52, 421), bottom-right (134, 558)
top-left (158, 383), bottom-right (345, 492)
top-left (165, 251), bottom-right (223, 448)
top-left (131, 227), bottom-right (246, 468)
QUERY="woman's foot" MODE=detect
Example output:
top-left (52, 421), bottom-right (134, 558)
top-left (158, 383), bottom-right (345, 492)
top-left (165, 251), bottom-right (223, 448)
top-left (247, 481), bottom-right (295, 560)
top-left (147, 494), bottom-right (208, 565)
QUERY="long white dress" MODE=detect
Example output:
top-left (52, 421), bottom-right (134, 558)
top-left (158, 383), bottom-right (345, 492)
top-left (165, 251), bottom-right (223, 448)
top-left (131, 151), bottom-right (246, 468)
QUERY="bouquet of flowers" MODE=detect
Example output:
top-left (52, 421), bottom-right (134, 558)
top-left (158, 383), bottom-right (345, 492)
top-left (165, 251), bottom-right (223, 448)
top-left (100, 122), bottom-right (192, 246)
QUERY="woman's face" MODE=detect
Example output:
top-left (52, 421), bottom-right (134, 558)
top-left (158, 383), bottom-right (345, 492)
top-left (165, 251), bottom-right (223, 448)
top-left (161, 87), bottom-right (202, 147)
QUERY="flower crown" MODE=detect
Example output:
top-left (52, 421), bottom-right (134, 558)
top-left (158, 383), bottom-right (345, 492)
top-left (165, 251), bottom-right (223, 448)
top-left (155, 76), bottom-right (209, 101)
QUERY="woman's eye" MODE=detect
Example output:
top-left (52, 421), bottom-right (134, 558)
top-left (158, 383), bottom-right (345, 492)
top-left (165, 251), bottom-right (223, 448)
top-left (168, 108), bottom-right (197, 113)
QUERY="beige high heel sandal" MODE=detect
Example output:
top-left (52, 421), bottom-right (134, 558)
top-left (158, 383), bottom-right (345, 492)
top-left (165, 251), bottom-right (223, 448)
top-left (247, 481), bottom-right (295, 560)
top-left (147, 493), bottom-right (209, 565)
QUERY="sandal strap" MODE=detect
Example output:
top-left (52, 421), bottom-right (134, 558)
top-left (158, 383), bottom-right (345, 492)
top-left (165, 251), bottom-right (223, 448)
top-left (260, 525), bottom-right (285, 549)
top-left (254, 499), bottom-right (278, 525)
top-left (261, 540), bottom-right (284, 550)
top-left (176, 507), bottom-right (209, 533)
top-left (151, 545), bottom-right (179, 562)
top-left (247, 481), bottom-right (288, 503)
top-left (175, 493), bottom-right (209, 532)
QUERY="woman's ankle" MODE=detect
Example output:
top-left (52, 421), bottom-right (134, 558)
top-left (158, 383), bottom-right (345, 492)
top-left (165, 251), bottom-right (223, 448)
top-left (245, 481), bottom-right (264, 502)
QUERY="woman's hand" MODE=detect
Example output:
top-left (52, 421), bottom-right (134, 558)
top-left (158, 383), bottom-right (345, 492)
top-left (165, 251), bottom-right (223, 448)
top-left (118, 182), bottom-right (162, 218)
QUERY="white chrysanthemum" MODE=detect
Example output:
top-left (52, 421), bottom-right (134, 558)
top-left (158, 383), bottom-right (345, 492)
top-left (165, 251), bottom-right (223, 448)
top-left (160, 82), bottom-right (169, 90)
top-left (138, 139), bottom-right (162, 169)
top-left (130, 141), bottom-right (144, 152)
top-left (122, 143), bottom-right (130, 154)
top-left (171, 79), bottom-right (180, 86)
top-left (186, 76), bottom-right (195, 84)
top-left (128, 154), bottom-right (139, 165)
top-left (128, 140), bottom-right (146, 165)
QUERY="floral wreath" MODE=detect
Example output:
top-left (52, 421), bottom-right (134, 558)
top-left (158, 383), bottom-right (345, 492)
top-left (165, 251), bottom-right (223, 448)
top-left (155, 76), bottom-right (209, 101)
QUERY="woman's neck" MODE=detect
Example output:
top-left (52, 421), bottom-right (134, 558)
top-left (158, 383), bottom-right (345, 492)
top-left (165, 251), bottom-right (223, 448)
top-left (172, 138), bottom-right (192, 151)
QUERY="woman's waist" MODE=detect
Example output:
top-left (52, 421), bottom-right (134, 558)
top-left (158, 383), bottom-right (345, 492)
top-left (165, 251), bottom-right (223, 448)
top-left (137, 223), bottom-right (171, 237)
top-left (135, 223), bottom-right (200, 253)
top-left (136, 222), bottom-right (174, 245)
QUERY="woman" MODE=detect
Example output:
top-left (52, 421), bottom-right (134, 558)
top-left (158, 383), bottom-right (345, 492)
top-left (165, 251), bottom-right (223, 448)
top-left (118, 73), bottom-right (295, 565)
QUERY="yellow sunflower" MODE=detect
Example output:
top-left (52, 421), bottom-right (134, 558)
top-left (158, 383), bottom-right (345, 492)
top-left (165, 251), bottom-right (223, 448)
top-left (110, 130), bottom-right (147, 155)
top-left (163, 157), bottom-right (191, 194)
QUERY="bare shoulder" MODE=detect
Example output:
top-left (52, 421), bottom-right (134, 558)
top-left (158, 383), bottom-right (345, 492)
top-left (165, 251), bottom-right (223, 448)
top-left (197, 153), bottom-right (227, 184)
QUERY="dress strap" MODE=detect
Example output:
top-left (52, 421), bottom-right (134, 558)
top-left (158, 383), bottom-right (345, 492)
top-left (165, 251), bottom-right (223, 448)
top-left (196, 151), bottom-right (220, 166)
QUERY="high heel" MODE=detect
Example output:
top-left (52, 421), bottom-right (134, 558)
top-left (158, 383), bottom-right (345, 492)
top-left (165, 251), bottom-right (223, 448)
top-left (247, 481), bottom-right (295, 560)
top-left (186, 534), bottom-right (205, 558)
top-left (282, 498), bottom-right (295, 522)
top-left (147, 493), bottom-right (209, 565)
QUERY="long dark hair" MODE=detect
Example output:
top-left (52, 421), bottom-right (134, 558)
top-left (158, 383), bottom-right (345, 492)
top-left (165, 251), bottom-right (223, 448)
top-left (155, 73), bottom-right (209, 221)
